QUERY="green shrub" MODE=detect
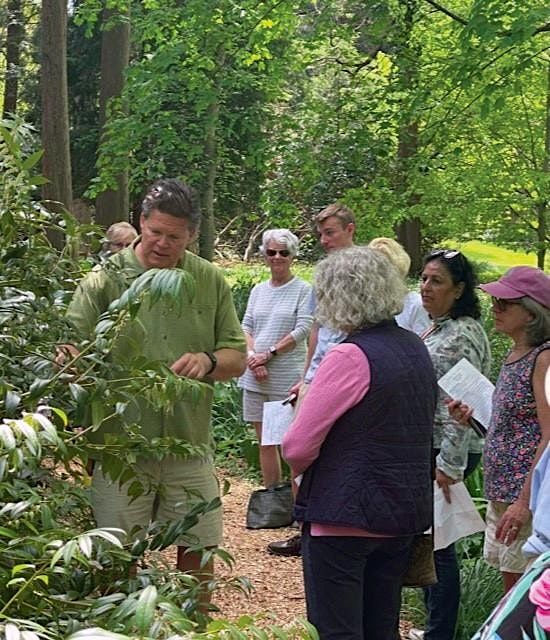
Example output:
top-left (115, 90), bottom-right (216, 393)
top-left (212, 381), bottom-right (261, 479)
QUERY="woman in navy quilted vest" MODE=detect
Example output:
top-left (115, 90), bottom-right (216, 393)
top-left (282, 246), bottom-right (438, 640)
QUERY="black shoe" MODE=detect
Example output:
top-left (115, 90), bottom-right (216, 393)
top-left (267, 534), bottom-right (302, 557)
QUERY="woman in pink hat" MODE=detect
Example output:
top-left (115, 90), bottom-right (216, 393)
top-left (450, 266), bottom-right (550, 594)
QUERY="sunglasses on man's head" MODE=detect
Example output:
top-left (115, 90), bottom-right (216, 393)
top-left (491, 297), bottom-right (522, 312)
top-left (266, 249), bottom-right (291, 257)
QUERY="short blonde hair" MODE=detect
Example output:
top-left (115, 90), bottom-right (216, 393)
top-left (314, 247), bottom-right (407, 333)
top-left (368, 237), bottom-right (410, 279)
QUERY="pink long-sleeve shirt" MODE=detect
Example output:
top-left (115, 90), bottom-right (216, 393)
top-left (282, 342), bottom-right (390, 537)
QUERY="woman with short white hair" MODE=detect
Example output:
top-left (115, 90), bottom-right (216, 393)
top-left (282, 246), bottom-right (437, 640)
top-left (239, 229), bottom-right (312, 488)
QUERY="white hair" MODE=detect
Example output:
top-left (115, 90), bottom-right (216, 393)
top-left (259, 229), bottom-right (300, 257)
top-left (314, 247), bottom-right (408, 332)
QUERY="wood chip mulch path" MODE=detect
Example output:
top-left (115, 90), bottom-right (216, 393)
top-left (213, 473), bottom-right (306, 625)
top-left (164, 471), bottom-right (415, 636)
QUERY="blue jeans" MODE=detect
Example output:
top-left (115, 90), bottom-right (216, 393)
top-left (423, 452), bottom-right (481, 640)
top-left (302, 524), bottom-right (414, 640)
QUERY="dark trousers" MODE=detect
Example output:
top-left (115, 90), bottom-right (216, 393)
top-left (423, 452), bottom-right (482, 640)
top-left (302, 524), bottom-right (414, 640)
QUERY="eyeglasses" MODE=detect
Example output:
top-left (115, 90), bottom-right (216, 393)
top-left (491, 297), bottom-right (522, 312)
top-left (266, 249), bottom-right (291, 257)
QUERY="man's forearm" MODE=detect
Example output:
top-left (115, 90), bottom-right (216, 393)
top-left (209, 347), bottom-right (246, 381)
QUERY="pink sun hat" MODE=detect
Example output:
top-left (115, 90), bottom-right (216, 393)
top-left (479, 266), bottom-right (550, 309)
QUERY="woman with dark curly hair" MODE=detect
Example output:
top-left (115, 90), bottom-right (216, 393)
top-left (409, 249), bottom-right (492, 640)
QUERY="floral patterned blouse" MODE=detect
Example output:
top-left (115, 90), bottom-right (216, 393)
top-left (422, 315), bottom-right (491, 480)
top-left (484, 341), bottom-right (550, 503)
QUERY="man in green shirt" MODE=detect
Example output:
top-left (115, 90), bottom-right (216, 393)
top-left (64, 178), bottom-right (246, 577)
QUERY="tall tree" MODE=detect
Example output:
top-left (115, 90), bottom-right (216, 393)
top-left (41, 0), bottom-right (72, 245)
top-left (393, 0), bottom-right (422, 273)
top-left (84, 0), bottom-right (298, 259)
top-left (95, 6), bottom-right (130, 228)
top-left (2, 0), bottom-right (24, 118)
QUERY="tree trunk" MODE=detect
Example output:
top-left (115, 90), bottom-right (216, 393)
top-left (537, 61), bottom-right (550, 269)
top-left (41, 0), bottom-right (73, 248)
top-left (2, 0), bottom-right (24, 118)
top-left (95, 7), bottom-right (130, 228)
top-left (392, 0), bottom-right (422, 274)
top-left (199, 47), bottom-right (225, 262)
top-left (200, 98), bottom-right (220, 261)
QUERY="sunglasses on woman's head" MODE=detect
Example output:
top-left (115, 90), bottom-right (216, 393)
top-left (266, 249), bottom-right (291, 257)
top-left (429, 249), bottom-right (461, 260)
top-left (491, 297), bottom-right (522, 312)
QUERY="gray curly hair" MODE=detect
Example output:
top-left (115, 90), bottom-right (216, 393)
top-left (314, 246), bottom-right (408, 332)
top-left (518, 297), bottom-right (550, 346)
top-left (259, 229), bottom-right (300, 257)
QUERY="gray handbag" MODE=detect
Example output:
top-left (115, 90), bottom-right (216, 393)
top-left (246, 482), bottom-right (293, 529)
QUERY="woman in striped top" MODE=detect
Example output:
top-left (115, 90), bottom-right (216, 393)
top-left (238, 229), bottom-right (313, 488)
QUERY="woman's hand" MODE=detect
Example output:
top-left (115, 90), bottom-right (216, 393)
top-left (446, 399), bottom-right (473, 426)
top-left (253, 365), bottom-right (269, 382)
top-left (436, 468), bottom-right (457, 504)
top-left (248, 351), bottom-right (271, 369)
top-left (495, 501), bottom-right (530, 546)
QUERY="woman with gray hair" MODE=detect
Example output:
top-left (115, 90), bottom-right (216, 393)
top-left (239, 229), bottom-right (312, 488)
top-left (282, 246), bottom-right (437, 640)
top-left (449, 266), bottom-right (550, 594)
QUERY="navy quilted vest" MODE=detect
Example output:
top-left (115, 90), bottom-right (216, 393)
top-left (294, 320), bottom-right (437, 535)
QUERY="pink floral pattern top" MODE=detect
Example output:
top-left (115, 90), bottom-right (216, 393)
top-left (484, 341), bottom-right (550, 503)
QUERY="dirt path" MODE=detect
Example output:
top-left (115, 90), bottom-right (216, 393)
top-left (213, 474), bottom-right (306, 624)
top-left (164, 472), bottom-right (415, 635)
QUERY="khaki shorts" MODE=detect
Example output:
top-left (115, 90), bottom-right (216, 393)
top-left (242, 389), bottom-right (287, 422)
top-left (92, 455), bottom-right (222, 548)
top-left (484, 501), bottom-right (532, 574)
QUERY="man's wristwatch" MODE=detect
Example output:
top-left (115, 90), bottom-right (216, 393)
top-left (203, 351), bottom-right (217, 375)
top-left (269, 345), bottom-right (278, 357)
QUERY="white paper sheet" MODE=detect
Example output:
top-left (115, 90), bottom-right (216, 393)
top-left (434, 481), bottom-right (486, 551)
top-left (261, 400), bottom-right (295, 446)
top-left (437, 357), bottom-right (495, 428)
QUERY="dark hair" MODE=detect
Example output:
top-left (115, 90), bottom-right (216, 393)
top-left (141, 178), bottom-right (201, 230)
top-left (423, 249), bottom-right (481, 320)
